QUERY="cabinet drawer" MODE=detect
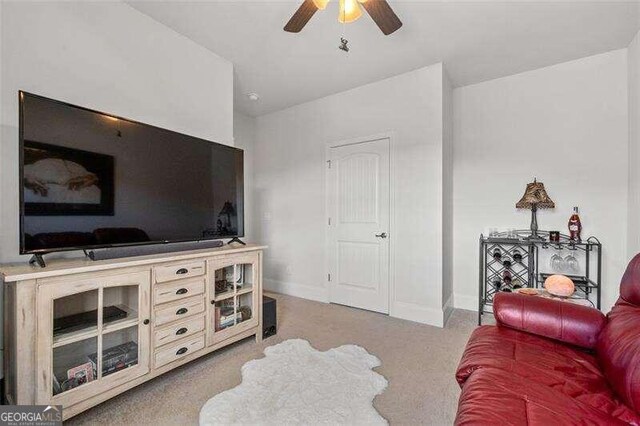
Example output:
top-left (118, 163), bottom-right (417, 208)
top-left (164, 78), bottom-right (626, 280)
top-left (154, 315), bottom-right (205, 348)
top-left (154, 278), bottom-right (205, 305)
top-left (154, 260), bottom-right (205, 283)
top-left (154, 334), bottom-right (205, 369)
top-left (154, 296), bottom-right (204, 326)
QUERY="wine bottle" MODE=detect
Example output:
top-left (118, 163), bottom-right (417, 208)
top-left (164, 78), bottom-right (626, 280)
top-left (568, 206), bottom-right (582, 242)
top-left (492, 279), bottom-right (502, 290)
top-left (493, 249), bottom-right (502, 260)
top-left (513, 250), bottom-right (522, 263)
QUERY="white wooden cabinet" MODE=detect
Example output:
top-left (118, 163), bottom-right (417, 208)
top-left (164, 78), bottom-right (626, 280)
top-left (0, 244), bottom-right (264, 420)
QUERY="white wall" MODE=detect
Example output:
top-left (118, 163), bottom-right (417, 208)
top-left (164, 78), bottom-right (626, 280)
top-left (233, 111), bottom-right (257, 241)
top-left (0, 1), bottom-right (234, 263)
top-left (453, 50), bottom-right (629, 313)
top-left (254, 64), bottom-right (447, 326)
top-left (629, 30), bottom-right (640, 258)
top-left (442, 68), bottom-right (454, 322)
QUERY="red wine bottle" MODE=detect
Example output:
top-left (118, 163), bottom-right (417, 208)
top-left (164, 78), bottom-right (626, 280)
top-left (568, 206), bottom-right (582, 242)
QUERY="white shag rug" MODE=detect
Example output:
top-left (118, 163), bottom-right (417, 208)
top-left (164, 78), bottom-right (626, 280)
top-left (199, 339), bottom-right (388, 425)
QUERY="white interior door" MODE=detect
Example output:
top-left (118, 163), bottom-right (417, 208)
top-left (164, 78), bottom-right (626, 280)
top-left (327, 138), bottom-right (390, 314)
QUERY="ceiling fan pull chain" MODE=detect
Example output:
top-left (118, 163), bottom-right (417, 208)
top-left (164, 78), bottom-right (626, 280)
top-left (339, 6), bottom-right (350, 52)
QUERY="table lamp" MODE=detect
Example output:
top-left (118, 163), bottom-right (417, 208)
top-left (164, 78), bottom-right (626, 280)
top-left (516, 178), bottom-right (555, 240)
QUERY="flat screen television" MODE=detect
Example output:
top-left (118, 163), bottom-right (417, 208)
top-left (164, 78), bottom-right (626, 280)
top-left (19, 91), bottom-right (244, 256)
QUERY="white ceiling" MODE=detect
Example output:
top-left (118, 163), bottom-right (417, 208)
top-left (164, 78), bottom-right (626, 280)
top-left (128, 1), bottom-right (640, 116)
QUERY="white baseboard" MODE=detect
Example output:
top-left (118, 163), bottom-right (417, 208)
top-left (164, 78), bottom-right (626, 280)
top-left (391, 300), bottom-right (444, 327)
top-left (265, 278), bottom-right (448, 328)
top-left (264, 278), bottom-right (329, 303)
top-left (443, 294), bottom-right (454, 325)
top-left (454, 293), bottom-right (478, 311)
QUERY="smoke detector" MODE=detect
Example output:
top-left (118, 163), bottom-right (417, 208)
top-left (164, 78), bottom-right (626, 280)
top-left (247, 93), bottom-right (260, 101)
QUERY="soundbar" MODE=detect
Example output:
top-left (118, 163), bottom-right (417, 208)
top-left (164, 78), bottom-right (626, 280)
top-left (87, 240), bottom-right (224, 261)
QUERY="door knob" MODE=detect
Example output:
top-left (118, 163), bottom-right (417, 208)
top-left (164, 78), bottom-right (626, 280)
top-left (375, 232), bottom-right (388, 239)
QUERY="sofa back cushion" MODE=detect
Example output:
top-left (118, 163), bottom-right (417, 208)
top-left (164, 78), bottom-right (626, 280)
top-left (620, 253), bottom-right (640, 306)
top-left (597, 253), bottom-right (640, 413)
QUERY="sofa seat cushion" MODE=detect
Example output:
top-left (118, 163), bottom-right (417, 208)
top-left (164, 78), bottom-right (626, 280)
top-left (455, 368), bottom-right (631, 425)
top-left (457, 326), bottom-right (640, 424)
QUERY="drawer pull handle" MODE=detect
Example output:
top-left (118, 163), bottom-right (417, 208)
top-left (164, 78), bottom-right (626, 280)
top-left (176, 347), bottom-right (188, 356)
top-left (176, 308), bottom-right (188, 315)
top-left (176, 288), bottom-right (188, 295)
top-left (176, 268), bottom-right (189, 275)
top-left (176, 327), bottom-right (188, 335)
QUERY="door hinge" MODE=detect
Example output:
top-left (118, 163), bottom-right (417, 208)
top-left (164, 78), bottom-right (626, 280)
top-left (328, 273), bottom-right (331, 282)
top-left (328, 217), bottom-right (331, 226)
top-left (326, 160), bottom-right (332, 169)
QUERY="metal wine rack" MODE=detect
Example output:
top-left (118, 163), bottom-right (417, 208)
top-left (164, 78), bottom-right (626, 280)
top-left (478, 230), bottom-right (602, 325)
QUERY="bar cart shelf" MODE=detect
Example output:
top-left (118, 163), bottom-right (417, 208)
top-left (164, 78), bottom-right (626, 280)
top-left (478, 230), bottom-right (602, 324)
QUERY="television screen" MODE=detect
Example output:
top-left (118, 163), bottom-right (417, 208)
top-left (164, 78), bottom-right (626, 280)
top-left (19, 91), bottom-right (244, 254)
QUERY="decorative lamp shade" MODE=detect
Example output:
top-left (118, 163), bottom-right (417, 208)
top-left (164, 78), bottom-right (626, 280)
top-left (516, 179), bottom-right (555, 209)
top-left (544, 274), bottom-right (575, 297)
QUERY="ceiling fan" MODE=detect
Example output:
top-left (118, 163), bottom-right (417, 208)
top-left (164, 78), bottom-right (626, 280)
top-left (284, 0), bottom-right (403, 36)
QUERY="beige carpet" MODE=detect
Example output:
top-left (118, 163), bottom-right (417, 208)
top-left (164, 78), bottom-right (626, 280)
top-left (67, 293), bottom-right (477, 425)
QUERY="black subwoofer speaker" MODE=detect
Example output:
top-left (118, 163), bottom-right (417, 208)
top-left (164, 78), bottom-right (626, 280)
top-left (262, 296), bottom-right (277, 338)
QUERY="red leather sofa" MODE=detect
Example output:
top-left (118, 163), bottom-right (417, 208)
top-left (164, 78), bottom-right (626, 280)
top-left (455, 254), bottom-right (640, 425)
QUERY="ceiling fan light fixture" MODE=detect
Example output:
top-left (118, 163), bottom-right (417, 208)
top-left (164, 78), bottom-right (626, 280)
top-left (338, 0), bottom-right (362, 23)
top-left (284, 0), bottom-right (401, 35)
top-left (312, 0), bottom-right (330, 10)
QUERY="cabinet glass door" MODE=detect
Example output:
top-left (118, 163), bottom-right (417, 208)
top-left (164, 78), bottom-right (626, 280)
top-left (208, 256), bottom-right (258, 344)
top-left (38, 272), bottom-right (150, 405)
top-left (98, 285), bottom-right (141, 379)
top-left (51, 289), bottom-right (99, 395)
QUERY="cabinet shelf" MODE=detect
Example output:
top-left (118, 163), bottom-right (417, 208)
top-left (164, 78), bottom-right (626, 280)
top-left (52, 326), bottom-right (98, 349)
top-left (214, 285), bottom-right (254, 302)
top-left (102, 304), bottom-right (139, 334)
top-left (538, 273), bottom-right (598, 289)
top-left (237, 285), bottom-right (253, 296)
top-left (214, 289), bottom-right (235, 301)
top-left (52, 304), bottom-right (138, 348)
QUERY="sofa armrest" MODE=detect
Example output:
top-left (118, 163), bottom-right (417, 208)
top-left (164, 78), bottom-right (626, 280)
top-left (493, 292), bottom-right (607, 350)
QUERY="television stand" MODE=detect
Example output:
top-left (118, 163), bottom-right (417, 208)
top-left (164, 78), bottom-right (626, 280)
top-left (227, 237), bottom-right (246, 245)
top-left (28, 254), bottom-right (46, 268)
top-left (1, 244), bottom-right (265, 420)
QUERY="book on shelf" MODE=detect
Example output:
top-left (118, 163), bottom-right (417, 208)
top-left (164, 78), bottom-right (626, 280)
top-left (215, 306), bottom-right (243, 330)
top-left (88, 341), bottom-right (138, 377)
top-left (219, 312), bottom-right (242, 327)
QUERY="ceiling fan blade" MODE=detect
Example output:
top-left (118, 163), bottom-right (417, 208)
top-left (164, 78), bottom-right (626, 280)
top-left (360, 0), bottom-right (402, 35)
top-left (284, 0), bottom-right (319, 33)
